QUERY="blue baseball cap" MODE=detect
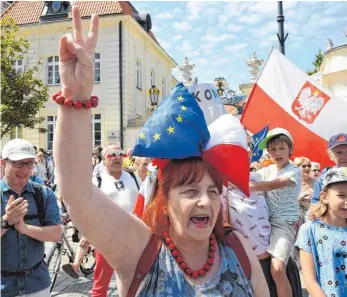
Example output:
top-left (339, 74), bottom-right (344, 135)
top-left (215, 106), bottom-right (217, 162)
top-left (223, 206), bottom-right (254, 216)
top-left (328, 133), bottom-right (347, 149)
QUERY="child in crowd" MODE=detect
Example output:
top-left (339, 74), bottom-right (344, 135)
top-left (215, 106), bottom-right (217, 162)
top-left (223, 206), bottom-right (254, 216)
top-left (229, 169), bottom-right (302, 297)
top-left (250, 128), bottom-right (302, 297)
top-left (295, 167), bottom-right (347, 297)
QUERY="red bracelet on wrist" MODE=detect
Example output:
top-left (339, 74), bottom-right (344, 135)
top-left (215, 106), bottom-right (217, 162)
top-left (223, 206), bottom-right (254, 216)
top-left (52, 91), bottom-right (99, 109)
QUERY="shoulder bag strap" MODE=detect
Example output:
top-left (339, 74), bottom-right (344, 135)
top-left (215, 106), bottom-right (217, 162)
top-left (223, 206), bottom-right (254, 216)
top-left (126, 234), bottom-right (162, 297)
top-left (224, 228), bottom-right (251, 280)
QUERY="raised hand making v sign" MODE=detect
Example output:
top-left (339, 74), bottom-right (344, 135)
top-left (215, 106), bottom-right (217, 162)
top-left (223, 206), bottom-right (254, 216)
top-left (54, 6), bottom-right (152, 296)
top-left (59, 6), bottom-right (99, 101)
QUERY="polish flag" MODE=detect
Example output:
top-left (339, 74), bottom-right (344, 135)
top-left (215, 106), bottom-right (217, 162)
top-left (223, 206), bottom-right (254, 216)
top-left (241, 49), bottom-right (347, 168)
top-left (132, 174), bottom-right (154, 218)
top-left (204, 114), bottom-right (250, 196)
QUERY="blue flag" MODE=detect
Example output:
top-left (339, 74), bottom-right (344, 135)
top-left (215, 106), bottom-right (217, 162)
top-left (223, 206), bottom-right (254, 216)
top-left (250, 124), bottom-right (269, 163)
top-left (132, 83), bottom-right (210, 159)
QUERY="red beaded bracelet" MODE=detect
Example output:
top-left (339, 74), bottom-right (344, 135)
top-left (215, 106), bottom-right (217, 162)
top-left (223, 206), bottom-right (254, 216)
top-left (52, 91), bottom-right (99, 109)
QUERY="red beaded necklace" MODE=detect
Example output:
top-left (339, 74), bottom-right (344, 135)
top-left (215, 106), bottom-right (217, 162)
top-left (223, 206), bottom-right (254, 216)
top-left (162, 232), bottom-right (217, 279)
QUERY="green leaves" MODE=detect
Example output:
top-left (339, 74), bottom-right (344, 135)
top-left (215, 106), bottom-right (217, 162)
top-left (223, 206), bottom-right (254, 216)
top-left (1, 17), bottom-right (49, 138)
top-left (307, 49), bottom-right (324, 76)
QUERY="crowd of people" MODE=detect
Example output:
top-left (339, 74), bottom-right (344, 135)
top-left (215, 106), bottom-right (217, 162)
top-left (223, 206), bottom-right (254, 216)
top-left (1, 6), bottom-right (347, 297)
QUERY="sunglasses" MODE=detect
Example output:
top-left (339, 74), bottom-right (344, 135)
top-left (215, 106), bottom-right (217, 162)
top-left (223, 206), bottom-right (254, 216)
top-left (312, 169), bottom-right (320, 173)
top-left (106, 150), bottom-right (127, 158)
top-left (301, 164), bottom-right (312, 168)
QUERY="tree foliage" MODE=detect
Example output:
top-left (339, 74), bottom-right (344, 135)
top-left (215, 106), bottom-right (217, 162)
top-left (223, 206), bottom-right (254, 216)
top-left (1, 17), bottom-right (49, 138)
top-left (307, 49), bottom-right (324, 76)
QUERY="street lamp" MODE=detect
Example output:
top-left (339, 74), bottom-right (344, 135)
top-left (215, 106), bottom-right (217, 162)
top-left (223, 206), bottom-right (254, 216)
top-left (214, 77), bottom-right (227, 97)
top-left (148, 85), bottom-right (160, 112)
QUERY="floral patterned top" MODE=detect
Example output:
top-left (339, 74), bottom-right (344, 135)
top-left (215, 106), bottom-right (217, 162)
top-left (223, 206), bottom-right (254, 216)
top-left (137, 241), bottom-right (254, 297)
top-left (295, 220), bottom-right (347, 297)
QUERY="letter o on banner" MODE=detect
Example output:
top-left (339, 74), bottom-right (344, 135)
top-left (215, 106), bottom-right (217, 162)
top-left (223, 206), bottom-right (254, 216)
top-left (188, 83), bottom-right (226, 126)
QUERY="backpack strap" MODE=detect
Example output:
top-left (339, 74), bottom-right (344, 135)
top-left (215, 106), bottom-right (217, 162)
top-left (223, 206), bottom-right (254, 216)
top-left (98, 172), bottom-right (140, 191)
top-left (224, 227), bottom-right (251, 279)
top-left (97, 174), bottom-right (102, 188)
top-left (24, 184), bottom-right (46, 226)
top-left (128, 171), bottom-right (140, 191)
top-left (126, 234), bottom-right (162, 297)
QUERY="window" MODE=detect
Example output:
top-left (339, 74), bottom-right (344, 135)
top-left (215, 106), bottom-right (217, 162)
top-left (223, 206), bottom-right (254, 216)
top-left (47, 56), bottom-right (60, 85)
top-left (94, 53), bottom-right (101, 82)
top-left (136, 59), bottom-right (142, 89)
top-left (10, 126), bottom-right (23, 139)
top-left (162, 78), bottom-right (166, 99)
top-left (150, 69), bottom-right (155, 87)
top-left (13, 59), bottom-right (23, 74)
top-left (91, 114), bottom-right (101, 147)
top-left (47, 116), bottom-right (58, 150)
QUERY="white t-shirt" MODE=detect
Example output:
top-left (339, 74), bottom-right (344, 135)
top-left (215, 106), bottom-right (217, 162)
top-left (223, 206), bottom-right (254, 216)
top-left (257, 162), bottom-right (301, 222)
top-left (228, 172), bottom-right (271, 256)
top-left (93, 170), bottom-right (142, 213)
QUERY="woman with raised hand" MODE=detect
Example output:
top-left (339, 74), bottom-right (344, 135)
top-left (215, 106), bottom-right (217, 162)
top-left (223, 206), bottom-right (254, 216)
top-left (54, 6), bottom-right (268, 297)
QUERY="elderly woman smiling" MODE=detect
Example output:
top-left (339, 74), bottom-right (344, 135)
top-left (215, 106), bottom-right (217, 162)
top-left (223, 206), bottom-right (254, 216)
top-left (54, 6), bottom-right (268, 297)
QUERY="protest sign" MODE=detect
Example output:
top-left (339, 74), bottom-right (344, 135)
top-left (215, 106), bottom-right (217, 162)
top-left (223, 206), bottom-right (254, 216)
top-left (187, 83), bottom-right (226, 126)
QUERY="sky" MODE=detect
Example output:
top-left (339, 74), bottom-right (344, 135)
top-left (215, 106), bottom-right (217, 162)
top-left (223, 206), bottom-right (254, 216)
top-left (132, 1), bottom-right (347, 92)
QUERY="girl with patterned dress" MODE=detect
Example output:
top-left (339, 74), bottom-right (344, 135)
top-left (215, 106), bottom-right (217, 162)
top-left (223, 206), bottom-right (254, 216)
top-left (295, 167), bottom-right (347, 297)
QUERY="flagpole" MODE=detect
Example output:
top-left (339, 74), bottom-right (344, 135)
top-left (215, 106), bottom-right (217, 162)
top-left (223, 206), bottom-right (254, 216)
top-left (277, 1), bottom-right (288, 55)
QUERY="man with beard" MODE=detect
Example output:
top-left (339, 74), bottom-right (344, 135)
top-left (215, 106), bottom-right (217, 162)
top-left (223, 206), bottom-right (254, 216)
top-left (91, 144), bottom-right (141, 297)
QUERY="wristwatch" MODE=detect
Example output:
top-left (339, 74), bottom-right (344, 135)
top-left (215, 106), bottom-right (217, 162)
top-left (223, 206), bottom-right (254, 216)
top-left (1, 216), bottom-right (12, 229)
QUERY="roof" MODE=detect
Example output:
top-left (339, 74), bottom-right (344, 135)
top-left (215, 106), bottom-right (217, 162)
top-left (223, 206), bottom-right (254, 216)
top-left (1, 1), bottom-right (176, 65)
top-left (1, 1), bottom-right (135, 25)
top-left (325, 43), bottom-right (347, 55)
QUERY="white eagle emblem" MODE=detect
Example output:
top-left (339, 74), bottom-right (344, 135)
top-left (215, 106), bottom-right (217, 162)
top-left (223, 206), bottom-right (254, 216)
top-left (292, 82), bottom-right (330, 124)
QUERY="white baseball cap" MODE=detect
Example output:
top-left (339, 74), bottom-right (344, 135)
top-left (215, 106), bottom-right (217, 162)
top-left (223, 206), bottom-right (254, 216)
top-left (1, 139), bottom-right (36, 161)
top-left (258, 128), bottom-right (293, 150)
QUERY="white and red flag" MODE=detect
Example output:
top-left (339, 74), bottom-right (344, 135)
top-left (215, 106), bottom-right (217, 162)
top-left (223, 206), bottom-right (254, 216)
top-left (241, 49), bottom-right (347, 167)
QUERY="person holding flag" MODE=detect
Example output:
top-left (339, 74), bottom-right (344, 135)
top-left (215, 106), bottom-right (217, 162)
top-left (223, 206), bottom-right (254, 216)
top-left (52, 6), bottom-right (268, 297)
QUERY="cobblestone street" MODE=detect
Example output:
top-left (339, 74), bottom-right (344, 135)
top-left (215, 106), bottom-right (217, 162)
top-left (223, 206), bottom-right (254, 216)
top-left (45, 240), bottom-right (118, 297)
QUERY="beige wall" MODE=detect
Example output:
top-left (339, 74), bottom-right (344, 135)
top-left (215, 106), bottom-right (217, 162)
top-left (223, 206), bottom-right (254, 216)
top-left (320, 45), bottom-right (347, 101)
top-left (1, 15), bottom-right (176, 151)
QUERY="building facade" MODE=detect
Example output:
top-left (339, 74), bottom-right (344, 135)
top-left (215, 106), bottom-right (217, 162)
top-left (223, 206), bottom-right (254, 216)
top-left (312, 44), bottom-right (347, 101)
top-left (1, 1), bottom-right (177, 151)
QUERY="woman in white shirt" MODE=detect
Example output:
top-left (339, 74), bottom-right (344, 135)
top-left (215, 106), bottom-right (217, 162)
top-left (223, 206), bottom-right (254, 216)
top-left (35, 152), bottom-right (48, 182)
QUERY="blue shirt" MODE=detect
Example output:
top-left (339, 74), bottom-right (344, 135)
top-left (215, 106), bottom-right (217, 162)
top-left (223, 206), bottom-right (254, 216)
top-left (29, 175), bottom-right (45, 185)
top-left (295, 220), bottom-right (347, 297)
top-left (138, 241), bottom-right (254, 297)
top-left (1, 179), bottom-right (62, 297)
top-left (311, 167), bottom-right (335, 204)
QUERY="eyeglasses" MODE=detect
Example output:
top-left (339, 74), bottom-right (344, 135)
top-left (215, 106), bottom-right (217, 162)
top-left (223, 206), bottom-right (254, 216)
top-left (7, 159), bottom-right (36, 169)
top-left (312, 169), bottom-right (320, 173)
top-left (301, 164), bottom-right (312, 168)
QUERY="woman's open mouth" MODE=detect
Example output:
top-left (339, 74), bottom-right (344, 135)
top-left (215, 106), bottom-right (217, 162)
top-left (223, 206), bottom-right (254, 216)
top-left (190, 215), bottom-right (210, 228)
